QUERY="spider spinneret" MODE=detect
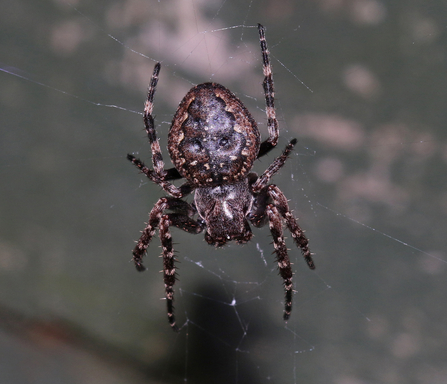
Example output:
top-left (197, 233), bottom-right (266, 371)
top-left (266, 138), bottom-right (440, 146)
top-left (127, 24), bottom-right (315, 331)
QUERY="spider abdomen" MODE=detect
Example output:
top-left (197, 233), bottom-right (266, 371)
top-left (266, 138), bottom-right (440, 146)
top-left (168, 83), bottom-right (260, 187)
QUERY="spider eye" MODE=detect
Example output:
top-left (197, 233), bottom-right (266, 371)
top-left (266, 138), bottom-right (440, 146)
top-left (191, 138), bottom-right (203, 150)
top-left (218, 137), bottom-right (229, 147)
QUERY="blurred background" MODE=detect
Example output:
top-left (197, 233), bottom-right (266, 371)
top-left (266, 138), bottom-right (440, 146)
top-left (1, 0), bottom-right (446, 383)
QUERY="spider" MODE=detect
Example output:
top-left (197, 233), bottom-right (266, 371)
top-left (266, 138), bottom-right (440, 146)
top-left (127, 24), bottom-right (315, 331)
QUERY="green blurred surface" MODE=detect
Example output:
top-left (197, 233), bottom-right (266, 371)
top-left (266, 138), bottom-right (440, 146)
top-left (1, 0), bottom-right (446, 383)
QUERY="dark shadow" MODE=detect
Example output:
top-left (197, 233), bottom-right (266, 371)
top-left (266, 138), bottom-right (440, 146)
top-left (156, 282), bottom-right (263, 384)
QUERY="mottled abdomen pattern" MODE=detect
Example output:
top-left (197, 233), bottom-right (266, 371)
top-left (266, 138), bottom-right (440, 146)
top-left (168, 83), bottom-right (261, 186)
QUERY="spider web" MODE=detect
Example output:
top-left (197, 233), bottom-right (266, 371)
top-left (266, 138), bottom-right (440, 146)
top-left (1, 0), bottom-right (447, 383)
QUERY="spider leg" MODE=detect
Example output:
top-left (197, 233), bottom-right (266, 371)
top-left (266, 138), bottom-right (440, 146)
top-left (266, 185), bottom-right (315, 270)
top-left (257, 24), bottom-right (279, 159)
top-left (127, 155), bottom-right (191, 198)
top-left (143, 63), bottom-right (166, 177)
top-left (247, 182), bottom-right (269, 228)
top-left (164, 167), bottom-right (183, 180)
top-left (159, 214), bottom-right (177, 330)
top-left (249, 181), bottom-right (314, 321)
top-left (266, 204), bottom-right (294, 320)
top-left (252, 139), bottom-right (297, 194)
top-left (131, 197), bottom-right (201, 271)
top-left (159, 212), bottom-right (205, 332)
top-left (128, 63), bottom-right (188, 198)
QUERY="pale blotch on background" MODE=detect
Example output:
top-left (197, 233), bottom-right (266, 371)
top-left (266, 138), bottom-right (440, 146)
top-left (344, 202), bottom-right (373, 223)
top-left (317, 0), bottom-right (386, 25)
top-left (368, 125), bottom-right (437, 184)
top-left (265, 0), bottom-right (295, 20)
top-left (418, 252), bottom-right (446, 275)
top-left (334, 376), bottom-right (365, 384)
top-left (294, 114), bottom-right (365, 150)
top-left (338, 169), bottom-right (409, 208)
top-left (368, 123), bottom-right (410, 161)
top-left (337, 123), bottom-right (411, 208)
top-left (411, 16), bottom-right (440, 44)
top-left (52, 0), bottom-right (81, 8)
top-left (391, 332), bottom-right (420, 359)
top-left (298, 116), bottom-right (422, 209)
top-left (441, 143), bottom-right (447, 164)
top-left (0, 242), bottom-right (27, 271)
top-left (105, 0), bottom-right (258, 105)
top-left (343, 64), bottom-right (381, 99)
top-left (317, 0), bottom-right (345, 13)
top-left (50, 19), bottom-right (93, 56)
top-left (350, 0), bottom-right (387, 25)
top-left (411, 132), bottom-right (437, 158)
top-left (366, 314), bottom-right (390, 340)
top-left (314, 157), bottom-right (344, 183)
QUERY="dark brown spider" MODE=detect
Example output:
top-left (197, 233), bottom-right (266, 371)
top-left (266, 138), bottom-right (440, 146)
top-left (128, 24), bottom-right (315, 331)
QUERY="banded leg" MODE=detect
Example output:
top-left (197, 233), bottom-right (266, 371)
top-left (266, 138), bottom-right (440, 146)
top-left (248, 137), bottom-right (297, 226)
top-left (127, 155), bottom-right (190, 198)
top-left (158, 213), bottom-right (205, 331)
top-left (159, 214), bottom-right (177, 331)
top-left (127, 62), bottom-right (186, 197)
top-left (143, 63), bottom-right (166, 176)
top-left (266, 204), bottom-right (294, 320)
top-left (257, 24), bottom-right (279, 158)
top-left (252, 139), bottom-right (297, 193)
top-left (267, 185), bottom-right (315, 270)
top-left (131, 197), bottom-right (201, 271)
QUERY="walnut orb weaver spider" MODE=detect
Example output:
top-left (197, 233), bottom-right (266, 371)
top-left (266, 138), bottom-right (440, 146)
top-left (127, 24), bottom-right (315, 331)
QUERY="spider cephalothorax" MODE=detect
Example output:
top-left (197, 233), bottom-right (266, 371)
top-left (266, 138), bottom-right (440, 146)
top-left (128, 24), bottom-right (315, 331)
